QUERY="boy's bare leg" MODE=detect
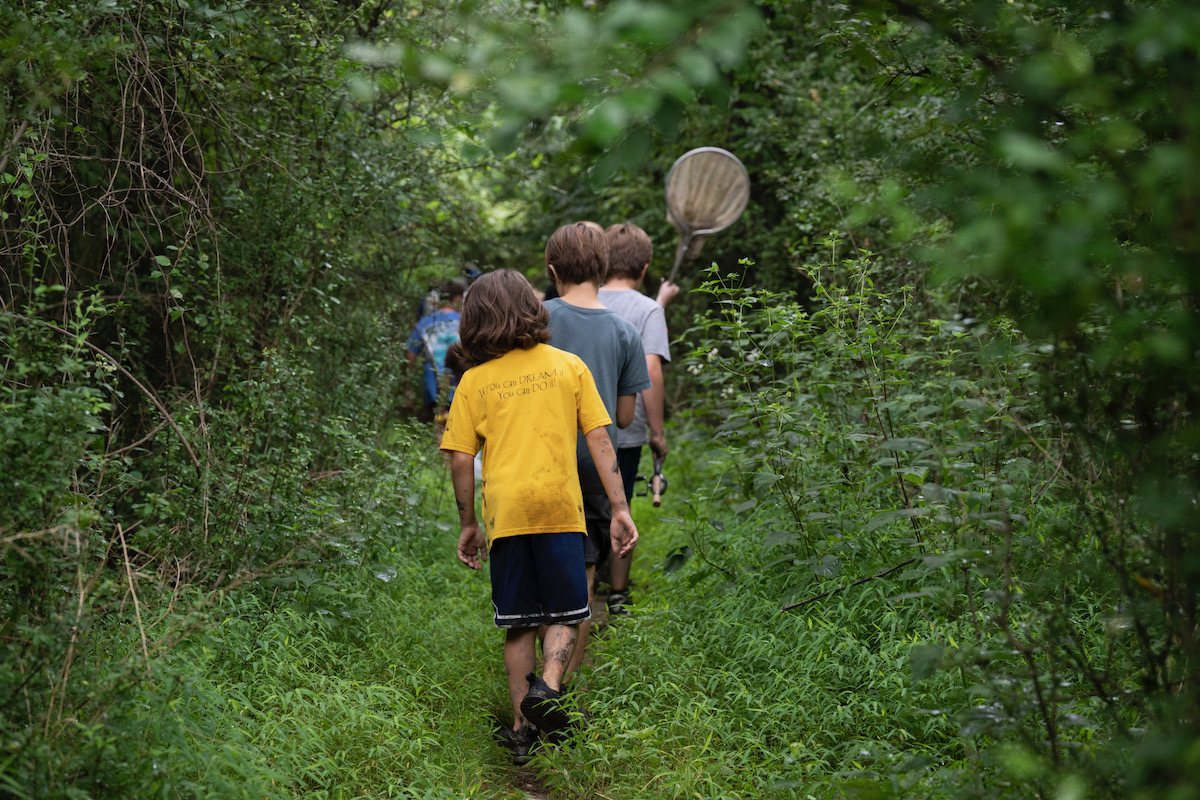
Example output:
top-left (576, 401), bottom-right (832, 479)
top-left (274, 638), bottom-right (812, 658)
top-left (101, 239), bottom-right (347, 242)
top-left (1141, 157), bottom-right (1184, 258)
top-left (541, 623), bottom-right (578, 692)
top-left (565, 564), bottom-right (596, 676)
top-left (609, 552), bottom-right (632, 593)
top-left (504, 628), bottom-right (538, 729)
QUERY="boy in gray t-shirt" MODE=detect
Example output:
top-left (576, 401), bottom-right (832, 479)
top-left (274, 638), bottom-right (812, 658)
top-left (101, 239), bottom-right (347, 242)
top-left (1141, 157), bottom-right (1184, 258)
top-left (544, 221), bottom-right (650, 677)
top-left (598, 223), bottom-right (673, 614)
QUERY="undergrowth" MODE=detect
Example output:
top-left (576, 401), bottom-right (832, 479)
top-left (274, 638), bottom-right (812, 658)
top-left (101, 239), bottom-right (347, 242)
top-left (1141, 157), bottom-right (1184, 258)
top-left (4, 243), bottom-right (1191, 800)
top-left (523, 253), bottom-right (1159, 800)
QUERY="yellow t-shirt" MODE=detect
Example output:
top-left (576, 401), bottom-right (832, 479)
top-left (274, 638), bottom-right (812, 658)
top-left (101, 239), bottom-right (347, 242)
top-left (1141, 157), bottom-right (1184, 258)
top-left (440, 344), bottom-right (611, 543)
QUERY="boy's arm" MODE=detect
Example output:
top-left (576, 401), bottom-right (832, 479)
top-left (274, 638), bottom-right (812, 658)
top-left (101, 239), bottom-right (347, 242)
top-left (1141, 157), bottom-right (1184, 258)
top-left (643, 354), bottom-right (667, 460)
top-left (616, 394), bottom-right (636, 429)
top-left (583, 426), bottom-right (639, 558)
top-left (448, 450), bottom-right (486, 569)
top-left (656, 280), bottom-right (680, 308)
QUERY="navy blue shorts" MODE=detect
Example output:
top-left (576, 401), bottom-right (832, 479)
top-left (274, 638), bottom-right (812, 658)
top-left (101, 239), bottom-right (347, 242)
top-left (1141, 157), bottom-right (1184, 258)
top-left (489, 532), bottom-right (591, 629)
top-left (582, 491), bottom-right (612, 566)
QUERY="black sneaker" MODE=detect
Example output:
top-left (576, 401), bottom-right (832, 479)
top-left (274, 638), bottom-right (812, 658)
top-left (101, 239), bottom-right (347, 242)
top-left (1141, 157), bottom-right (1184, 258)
top-left (495, 724), bottom-right (539, 765)
top-left (607, 588), bottom-right (632, 616)
top-left (520, 674), bottom-right (572, 735)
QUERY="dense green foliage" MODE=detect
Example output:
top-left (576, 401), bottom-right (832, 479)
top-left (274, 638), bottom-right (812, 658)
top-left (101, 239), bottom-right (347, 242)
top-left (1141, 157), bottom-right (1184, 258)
top-left (4, 0), bottom-right (1200, 797)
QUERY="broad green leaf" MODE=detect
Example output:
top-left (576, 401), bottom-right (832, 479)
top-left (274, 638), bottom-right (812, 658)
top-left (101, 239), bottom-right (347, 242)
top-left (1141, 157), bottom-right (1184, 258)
top-left (996, 131), bottom-right (1066, 173)
top-left (735, 499), bottom-right (757, 514)
top-left (584, 98), bottom-right (629, 147)
top-left (864, 508), bottom-right (927, 533)
top-left (674, 50), bottom-right (717, 87)
top-left (878, 437), bottom-right (931, 452)
top-left (764, 530), bottom-right (799, 547)
top-left (910, 643), bottom-right (943, 682)
top-left (809, 554), bottom-right (840, 578)
top-left (662, 547), bottom-right (692, 575)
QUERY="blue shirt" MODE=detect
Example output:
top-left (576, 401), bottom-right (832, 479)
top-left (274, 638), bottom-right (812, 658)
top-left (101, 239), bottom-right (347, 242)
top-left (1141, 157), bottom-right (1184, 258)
top-left (407, 310), bottom-right (460, 406)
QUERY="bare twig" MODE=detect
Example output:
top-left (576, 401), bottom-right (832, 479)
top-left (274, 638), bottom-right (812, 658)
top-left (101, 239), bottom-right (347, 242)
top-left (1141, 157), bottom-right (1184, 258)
top-left (118, 524), bottom-right (151, 665)
top-left (106, 418), bottom-right (169, 457)
top-left (781, 558), bottom-right (915, 612)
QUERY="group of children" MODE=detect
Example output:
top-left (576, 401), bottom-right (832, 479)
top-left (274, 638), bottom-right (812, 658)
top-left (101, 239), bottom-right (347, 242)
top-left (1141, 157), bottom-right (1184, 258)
top-left (437, 221), bottom-right (673, 764)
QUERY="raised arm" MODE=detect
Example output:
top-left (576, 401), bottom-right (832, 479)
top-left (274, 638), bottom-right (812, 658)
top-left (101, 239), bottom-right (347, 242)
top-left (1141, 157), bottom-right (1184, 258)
top-left (656, 280), bottom-right (680, 308)
top-left (584, 426), bottom-right (638, 558)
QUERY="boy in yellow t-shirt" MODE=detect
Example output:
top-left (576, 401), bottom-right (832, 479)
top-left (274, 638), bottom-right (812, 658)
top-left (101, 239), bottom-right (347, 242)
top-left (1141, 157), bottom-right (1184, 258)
top-left (440, 269), bottom-right (638, 763)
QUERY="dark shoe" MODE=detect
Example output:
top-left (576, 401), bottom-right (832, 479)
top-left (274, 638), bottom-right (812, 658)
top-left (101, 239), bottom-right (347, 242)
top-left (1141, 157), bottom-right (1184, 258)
top-left (495, 724), bottom-right (539, 765)
top-left (520, 674), bottom-right (572, 735)
top-left (607, 588), bottom-right (632, 616)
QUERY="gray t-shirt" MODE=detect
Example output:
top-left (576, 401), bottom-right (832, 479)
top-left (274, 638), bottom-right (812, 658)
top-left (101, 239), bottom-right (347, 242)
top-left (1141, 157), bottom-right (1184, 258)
top-left (544, 298), bottom-right (651, 492)
top-left (598, 288), bottom-right (671, 449)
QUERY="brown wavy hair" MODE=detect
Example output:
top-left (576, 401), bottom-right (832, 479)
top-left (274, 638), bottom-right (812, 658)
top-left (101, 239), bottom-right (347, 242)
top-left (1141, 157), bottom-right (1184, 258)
top-left (545, 221), bottom-right (608, 286)
top-left (604, 222), bottom-right (653, 281)
top-left (455, 269), bottom-right (550, 368)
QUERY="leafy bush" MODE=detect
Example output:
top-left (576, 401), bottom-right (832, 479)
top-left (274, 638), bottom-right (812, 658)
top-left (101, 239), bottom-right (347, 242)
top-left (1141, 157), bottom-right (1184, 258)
top-left (600, 245), bottom-right (1193, 799)
top-left (0, 281), bottom-right (458, 797)
top-left (0, 344), bottom-right (460, 798)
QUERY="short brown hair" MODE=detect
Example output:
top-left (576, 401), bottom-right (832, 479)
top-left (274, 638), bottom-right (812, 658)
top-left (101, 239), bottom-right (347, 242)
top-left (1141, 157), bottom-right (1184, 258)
top-left (545, 221), bottom-right (608, 286)
top-left (604, 223), bottom-right (653, 281)
top-left (439, 278), bottom-right (467, 302)
top-left (456, 269), bottom-right (550, 368)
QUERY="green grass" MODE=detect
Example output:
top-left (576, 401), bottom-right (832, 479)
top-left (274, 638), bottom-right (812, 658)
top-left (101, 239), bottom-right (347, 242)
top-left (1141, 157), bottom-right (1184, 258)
top-left (161, 519), bottom-right (534, 799)
top-left (37, 419), bottom-right (1123, 800)
top-left (494, 433), bottom-right (965, 800)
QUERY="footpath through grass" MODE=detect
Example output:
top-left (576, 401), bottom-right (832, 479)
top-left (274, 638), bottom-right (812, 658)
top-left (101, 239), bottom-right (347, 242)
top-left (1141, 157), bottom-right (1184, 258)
top-left (144, 462), bottom-right (533, 800)
top-left (127, 427), bottom-right (971, 800)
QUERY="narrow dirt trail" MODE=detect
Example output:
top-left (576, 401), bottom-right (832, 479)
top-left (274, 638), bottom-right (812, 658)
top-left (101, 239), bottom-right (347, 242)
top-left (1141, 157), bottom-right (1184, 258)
top-left (513, 771), bottom-right (551, 799)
